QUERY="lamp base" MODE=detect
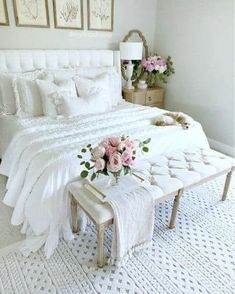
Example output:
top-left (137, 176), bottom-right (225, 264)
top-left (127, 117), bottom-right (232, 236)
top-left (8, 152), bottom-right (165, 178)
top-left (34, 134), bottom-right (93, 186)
top-left (125, 61), bottom-right (134, 90)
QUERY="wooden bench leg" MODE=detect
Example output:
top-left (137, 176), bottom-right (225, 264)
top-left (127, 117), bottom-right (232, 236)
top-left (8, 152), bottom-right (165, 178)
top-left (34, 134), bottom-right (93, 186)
top-left (169, 190), bottom-right (183, 229)
top-left (222, 170), bottom-right (233, 201)
top-left (97, 223), bottom-right (105, 268)
top-left (71, 195), bottom-right (79, 234)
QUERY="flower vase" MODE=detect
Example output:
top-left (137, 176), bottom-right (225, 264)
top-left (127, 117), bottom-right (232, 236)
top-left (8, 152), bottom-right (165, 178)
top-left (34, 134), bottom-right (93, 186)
top-left (108, 174), bottom-right (120, 186)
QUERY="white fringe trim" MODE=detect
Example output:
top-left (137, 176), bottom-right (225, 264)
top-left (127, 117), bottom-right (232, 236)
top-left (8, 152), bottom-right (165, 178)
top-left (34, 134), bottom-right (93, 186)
top-left (108, 240), bottom-right (153, 267)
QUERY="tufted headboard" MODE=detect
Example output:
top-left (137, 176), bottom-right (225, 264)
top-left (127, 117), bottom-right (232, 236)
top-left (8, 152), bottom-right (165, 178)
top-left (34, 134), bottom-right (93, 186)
top-left (0, 49), bottom-right (121, 75)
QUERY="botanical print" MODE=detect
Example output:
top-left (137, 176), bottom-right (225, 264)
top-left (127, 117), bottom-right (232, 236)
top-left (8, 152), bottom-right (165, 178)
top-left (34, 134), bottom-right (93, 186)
top-left (13, 0), bottom-right (49, 27)
top-left (53, 0), bottom-right (83, 30)
top-left (0, 0), bottom-right (9, 25)
top-left (88, 0), bottom-right (113, 31)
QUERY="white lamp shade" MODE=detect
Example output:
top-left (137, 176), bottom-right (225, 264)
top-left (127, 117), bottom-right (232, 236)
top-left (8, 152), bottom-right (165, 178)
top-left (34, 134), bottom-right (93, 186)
top-left (120, 42), bottom-right (143, 60)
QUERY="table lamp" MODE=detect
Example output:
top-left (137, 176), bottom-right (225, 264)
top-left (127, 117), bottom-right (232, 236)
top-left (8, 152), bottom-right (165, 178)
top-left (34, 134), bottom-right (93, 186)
top-left (120, 42), bottom-right (143, 90)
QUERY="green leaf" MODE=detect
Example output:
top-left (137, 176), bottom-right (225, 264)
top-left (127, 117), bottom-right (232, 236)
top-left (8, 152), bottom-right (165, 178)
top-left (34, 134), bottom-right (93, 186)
top-left (85, 162), bottom-right (90, 169)
top-left (87, 144), bottom-right (92, 148)
top-left (143, 138), bottom-right (151, 145)
top-left (77, 155), bottom-right (82, 159)
top-left (80, 161), bottom-right (85, 165)
top-left (91, 173), bottom-right (96, 181)
top-left (81, 148), bottom-right (87, 153)
top-left (142, 146), bottom-right (149, 153)
top-left (80, 170), bottom-right (88, 178)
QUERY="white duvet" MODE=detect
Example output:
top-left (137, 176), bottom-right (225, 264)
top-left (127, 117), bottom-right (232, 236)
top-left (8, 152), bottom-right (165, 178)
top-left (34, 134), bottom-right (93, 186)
top-left (0, 103), bottom-right (209, 257)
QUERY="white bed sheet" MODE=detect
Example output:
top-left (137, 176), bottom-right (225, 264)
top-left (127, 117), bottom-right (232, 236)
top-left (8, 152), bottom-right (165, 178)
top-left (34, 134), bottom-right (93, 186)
top-left (0, 102), bottom-right (209, 257)
top-left (0, 115), bottom-right (25, 158)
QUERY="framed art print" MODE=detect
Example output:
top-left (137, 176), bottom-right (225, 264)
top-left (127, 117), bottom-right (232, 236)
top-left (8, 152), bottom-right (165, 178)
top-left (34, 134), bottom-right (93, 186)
top-left (88, 0), bottom-right (114, 32)
top-left (13, 0), bottom-right (50, 28)
top-left (0, 0), bottom-right (9, 26)
top-left (53, 0), bottom-right (83, 30)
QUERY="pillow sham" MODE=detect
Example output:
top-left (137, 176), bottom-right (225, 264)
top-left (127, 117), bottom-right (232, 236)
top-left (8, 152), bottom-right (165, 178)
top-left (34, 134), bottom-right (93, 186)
top-left (12, 72), bottom-right (52, 117)
top-left (0, 69), bottom-right (46, 115)
top-left (53, 91), bottom-right (108, 117)
top-left (36, 79), bottom-right (77, 117)
top-left (73, 73), bottom-right (111, 109)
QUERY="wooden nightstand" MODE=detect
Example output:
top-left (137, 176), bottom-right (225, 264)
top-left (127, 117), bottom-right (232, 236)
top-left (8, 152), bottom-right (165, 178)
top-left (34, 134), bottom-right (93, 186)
top-left (122, 86), bottom-right (165, 108)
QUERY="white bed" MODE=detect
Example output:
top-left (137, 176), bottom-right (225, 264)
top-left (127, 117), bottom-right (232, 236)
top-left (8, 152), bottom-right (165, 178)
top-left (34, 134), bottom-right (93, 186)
top-left (0, 50), bottom-right (209, 257)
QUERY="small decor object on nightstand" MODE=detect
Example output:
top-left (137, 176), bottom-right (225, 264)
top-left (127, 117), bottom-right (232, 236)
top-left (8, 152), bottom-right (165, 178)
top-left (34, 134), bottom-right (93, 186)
top-left (77, 135), bottom-right (150, 185)
top-left (142, 55), bottom-right (175, 87)
top-left (137, 79), bottom-right (147, 90)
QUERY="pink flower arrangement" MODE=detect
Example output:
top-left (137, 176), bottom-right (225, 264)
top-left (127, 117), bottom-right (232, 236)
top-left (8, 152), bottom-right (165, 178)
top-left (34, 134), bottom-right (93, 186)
top-left (77, 135), bottom-right (151, 183)
top-left (142, 55), bottom-right (167, 74)
top-left (141, 54), bottom-right (175, 87)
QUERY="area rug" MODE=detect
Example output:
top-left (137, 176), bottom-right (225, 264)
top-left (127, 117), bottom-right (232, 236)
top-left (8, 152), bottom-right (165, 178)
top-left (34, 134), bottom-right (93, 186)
top-left (0, 175), bottom-right (235, 294)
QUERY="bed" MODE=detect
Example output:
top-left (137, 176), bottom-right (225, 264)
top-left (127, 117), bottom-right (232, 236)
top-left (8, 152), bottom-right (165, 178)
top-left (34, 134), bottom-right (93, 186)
top-left (0, 50), bottom-right (209, 257)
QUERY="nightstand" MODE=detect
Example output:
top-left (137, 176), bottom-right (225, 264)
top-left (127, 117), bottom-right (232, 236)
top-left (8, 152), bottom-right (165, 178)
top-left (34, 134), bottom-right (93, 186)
top-left (122, 86), bottom-right (165, 108)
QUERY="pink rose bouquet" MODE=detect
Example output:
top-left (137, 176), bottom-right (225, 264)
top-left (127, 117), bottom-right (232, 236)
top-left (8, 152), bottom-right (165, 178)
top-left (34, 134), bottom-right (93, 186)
top-left (77, 135), bottom-right (151, 183)
top-left (141, 54), bottom-right (174, 87)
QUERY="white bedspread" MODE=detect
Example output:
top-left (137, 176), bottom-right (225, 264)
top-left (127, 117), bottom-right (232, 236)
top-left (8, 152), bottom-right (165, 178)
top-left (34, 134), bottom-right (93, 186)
top-left (0, 102), bottom-right (209, 257)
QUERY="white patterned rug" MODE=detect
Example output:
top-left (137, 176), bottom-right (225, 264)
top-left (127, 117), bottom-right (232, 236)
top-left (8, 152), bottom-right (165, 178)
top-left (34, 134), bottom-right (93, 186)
top-left (0, 174), bottom-right (235, 294)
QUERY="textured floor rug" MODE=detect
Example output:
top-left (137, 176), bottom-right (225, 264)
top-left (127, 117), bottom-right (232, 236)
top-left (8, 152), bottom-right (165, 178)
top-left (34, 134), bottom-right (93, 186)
top-left (0, 174), bottom-right (235, 294)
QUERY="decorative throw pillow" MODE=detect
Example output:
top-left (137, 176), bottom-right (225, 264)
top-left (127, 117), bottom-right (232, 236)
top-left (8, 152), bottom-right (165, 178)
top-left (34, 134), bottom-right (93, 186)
top-left (54, 91), bottom-right (108, 117)
top-left (73, 73), bottom-right (111, 109)
top-left (36, 79), bottom-right (77, 117)
top-left (75, 67), bottom-right (122, 106)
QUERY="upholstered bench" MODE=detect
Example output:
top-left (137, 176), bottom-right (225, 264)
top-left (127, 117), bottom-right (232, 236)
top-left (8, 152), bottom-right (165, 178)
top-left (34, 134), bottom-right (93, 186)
top-left (68, 148), bottom-right (234, 267)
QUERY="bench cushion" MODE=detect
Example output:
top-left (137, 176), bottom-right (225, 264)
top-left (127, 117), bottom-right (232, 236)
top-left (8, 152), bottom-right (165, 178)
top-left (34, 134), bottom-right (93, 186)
top-left (135, 148), bottom-right (234, 192)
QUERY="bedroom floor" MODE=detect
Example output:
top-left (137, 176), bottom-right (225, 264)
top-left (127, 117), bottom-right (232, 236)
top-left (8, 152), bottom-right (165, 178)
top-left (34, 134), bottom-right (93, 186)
top-left (0, 175), bottom-right (235, 294)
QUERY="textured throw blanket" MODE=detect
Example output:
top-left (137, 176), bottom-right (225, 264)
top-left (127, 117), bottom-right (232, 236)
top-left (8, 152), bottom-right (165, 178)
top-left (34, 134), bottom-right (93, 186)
top-left (105, 183), bottom-right (158, 266)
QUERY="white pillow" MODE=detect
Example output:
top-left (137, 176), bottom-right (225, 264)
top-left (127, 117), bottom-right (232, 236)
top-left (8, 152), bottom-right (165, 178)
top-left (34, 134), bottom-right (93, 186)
top-left (36, 79), bottom-right (77, 117)
top-left (12, 72), bottom-right (52, 117)
top-left (76, 68), bottom-right (122, 106)
top-left (55, 91), bottom-right (108, 117)
top-left (73, 73), bottom-right (112, 109)
top-left (0, 69), bottom-right (46, 115)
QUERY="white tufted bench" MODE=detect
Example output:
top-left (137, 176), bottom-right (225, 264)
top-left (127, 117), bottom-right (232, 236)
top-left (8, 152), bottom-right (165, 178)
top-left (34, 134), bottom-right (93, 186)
top-left (69, 148), bottom-right (234, 267)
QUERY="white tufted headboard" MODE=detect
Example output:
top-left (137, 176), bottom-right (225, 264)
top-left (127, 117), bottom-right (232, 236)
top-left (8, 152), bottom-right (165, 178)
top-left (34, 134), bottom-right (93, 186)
top-left (0, 50), bottom-right (121, 75)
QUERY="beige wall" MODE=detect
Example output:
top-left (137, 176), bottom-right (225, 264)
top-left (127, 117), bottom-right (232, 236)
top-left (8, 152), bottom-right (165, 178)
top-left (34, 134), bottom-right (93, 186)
top-left (155, 0), bottom-right (235, 156)
top-left (0, 0), bottom-right (157, 51)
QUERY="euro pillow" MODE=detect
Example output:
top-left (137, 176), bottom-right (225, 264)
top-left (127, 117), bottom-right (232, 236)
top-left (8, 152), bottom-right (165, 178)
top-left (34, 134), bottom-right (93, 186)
top-left (12, 72), bottom-right (52, 117)
top-left (0, 69), bottom-right (46, 115)
top-left (36, 79), bottom-right (77, 117)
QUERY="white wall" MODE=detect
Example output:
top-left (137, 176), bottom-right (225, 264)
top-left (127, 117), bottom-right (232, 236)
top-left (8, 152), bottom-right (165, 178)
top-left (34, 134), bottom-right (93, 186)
top-left (155, 0), bottom-right (235, 156)
top-left (0, 0), bottom-right (157, 51)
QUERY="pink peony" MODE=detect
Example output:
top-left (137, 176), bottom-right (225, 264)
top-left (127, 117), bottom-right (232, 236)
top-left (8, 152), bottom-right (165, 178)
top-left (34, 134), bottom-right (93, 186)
top-left (91, 146), bottom-right (105, 160)
top-left (124, 139), bottom-right (136, 150)
top-left (107, 152), bottom-right (122, 173)
top-left (109, 136), bottom-right (121, 147)
top-left (95, 158), bottom-right (105, 171)
top-left (106, 146), bottom-right (117, 157)
top-left (121, 150), bottom-right (134, 166)
top-left (99, 139), bottom-right (109, 148)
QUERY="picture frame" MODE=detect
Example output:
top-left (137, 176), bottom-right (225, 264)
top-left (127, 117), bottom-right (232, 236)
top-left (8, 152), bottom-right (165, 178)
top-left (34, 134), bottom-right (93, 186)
top-left (13, 0), bottom-right (50, 28)
top-left (53, 0), bottom-right (83, 30)
top-left (0, 0), bottom-right (9, 26)
top-left (87, 0), bottom-right (114, 32)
